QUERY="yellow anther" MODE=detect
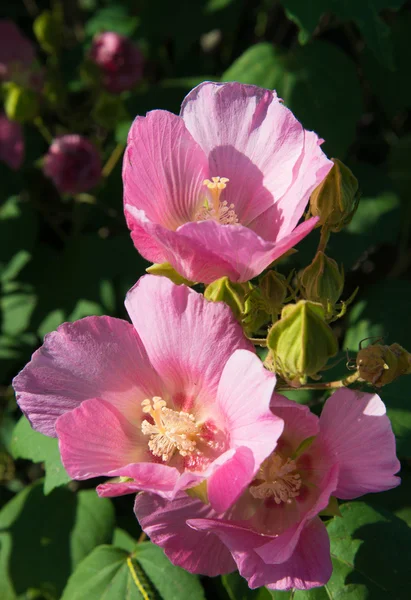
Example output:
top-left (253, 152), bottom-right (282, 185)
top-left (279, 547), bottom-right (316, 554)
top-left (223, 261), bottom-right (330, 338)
top-left (141, 397), bottom-right (200, 462)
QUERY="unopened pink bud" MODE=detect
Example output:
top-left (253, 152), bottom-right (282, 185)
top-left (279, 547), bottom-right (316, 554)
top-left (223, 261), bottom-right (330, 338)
top-left (89, 32), bottom-right (144, 94)
top-left (0, 112), bottom-right (24, 170)
top-left (43, 135), bottom-right (101, 194)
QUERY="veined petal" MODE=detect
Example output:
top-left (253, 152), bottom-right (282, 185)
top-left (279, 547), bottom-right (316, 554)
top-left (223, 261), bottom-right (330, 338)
top-left (56, 398), bottom-right (144, 479)
top-left (177, 218), bottom-right (318, 282)
top-left (134, 492), bottom-right (236, 576)
top-left (125, 275), bottom-right (252, 408)
top-left (124, 206), bottom-right (240, 281)
top-left (123, 110), bottom-right (208, 230)
top-left (13, 316), bottom-right (161, 437)
top-left (317, 389), bottom-right (401, 499)
top-left (180, 82), bottom-right (306, 226)
top-left (207, 350), bottom-right (283, 511)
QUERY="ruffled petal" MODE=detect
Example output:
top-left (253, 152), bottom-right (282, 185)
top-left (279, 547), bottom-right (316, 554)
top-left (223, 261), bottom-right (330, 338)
top-left (317, 389), bottom-right (401, 499)
top-left (124, 206), bottom-right (240, 281)
top-left (97, 462), bottom-right (181, 498)
top-left (13, 316), bottom-right (161, 437)
top-left (180, 82), bottom-right (306, 228)
top-left (123, 110), bottom-right (208, 230)
top-left (134, 492), bottom-right (236, 576)
top-left (207, 350), bottom-right (283, 511)
top-left (125, 275), bottom-right (252, 407)
top-left (177, 217), bottom-right (318, 282)
top-left (56, 398), bottom-right (144, 479)
top-left (274, 130), bottom-right (333, 238)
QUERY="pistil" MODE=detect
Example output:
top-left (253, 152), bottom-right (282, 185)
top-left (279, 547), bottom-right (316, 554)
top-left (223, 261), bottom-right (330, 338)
top-left (250, 453), bottom-right (302, 504)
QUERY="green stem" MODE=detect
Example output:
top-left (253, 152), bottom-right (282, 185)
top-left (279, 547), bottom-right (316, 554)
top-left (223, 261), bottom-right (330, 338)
top-left (34, 117), bottom-right (53, 144)
top-left (102, 143), bottom-right (125, 178)
top-left (247, 336), bottom-right (268, 347)
top-left (276, 371), bottom-right (360, 391)
top-left (317, 226), bottom-right (330, 254)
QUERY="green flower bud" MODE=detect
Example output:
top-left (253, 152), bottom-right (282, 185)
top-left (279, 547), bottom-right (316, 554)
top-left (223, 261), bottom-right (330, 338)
top-left (357, 342), bottom-right (411, 387)
top-left (267, 300), bottom-right (338, 386)
top-left (242, 287), bottom-right (270, 334)
top-left (204, 277), bottom-right (250, 321)
top-left (33, 10), bottom-right (62, 55)
top-left (4, 84), bottom-right (40, 123)
top-left (300, 251), bottom-right (344, 310)
top-left (259, 270), bottom-right (288, 320)
top-left (310, 159), bottom-right (359, 232)
top-left (146, 263), bottom-right (195, 286)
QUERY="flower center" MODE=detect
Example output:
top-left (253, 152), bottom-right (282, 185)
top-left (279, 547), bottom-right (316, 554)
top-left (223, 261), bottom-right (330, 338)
top-left (195, 176), bottom-right (239, 225)
top-left (249, 453), bottom-right (302, 504)
top-left (141, 397), bottom-right (200, 462)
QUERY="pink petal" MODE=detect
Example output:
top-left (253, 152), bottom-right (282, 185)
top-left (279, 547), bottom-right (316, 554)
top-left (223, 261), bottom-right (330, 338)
top-left (134, 492), bottom-right (236, 576)
top-left (123, 110), bottom-right (208, 230)
top-left (13, 316), bottom-right (161, 437)
top-left (255, 463), bottom-right (339, 564)
top-left (175, 219), bottom-right (301, 283)
top-left (56, 398), bottom-right (144, 479)
top-left (260, 518), bottom-right (332, 591)
top-left (189, 516), bottom-right (331, 590)
top-left (273, 131), bottom-right (333, 239)
top-left (125, 275), bottom-right (252, 407)
top-left (269, 392), bottom-right (319, 451)
top-left (124, 206), bottom-right (240, 281)
top-left (97, 462), bottom-right (180, 498)
top-left (317, 389), bottom-right (401, 499)
top-left (180, 82), bottom-right (306, 227)
top-left (0, 113), bottom-right (24, 170)
top-left (207, 350), bottom-right (284, 511)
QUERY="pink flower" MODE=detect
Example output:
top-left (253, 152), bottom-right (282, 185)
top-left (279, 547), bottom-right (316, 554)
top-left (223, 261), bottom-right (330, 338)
top-left (0, 112), bottom-right (24, 170)
top-left (123, 82), bottom-right (333, 283)
top-left (43, 135), bottom-right (101, 194)
top-left (89, 32), bottom-right (144, 93)
top-left (0, 20), bottom-right (35, 81)
top-left (135, 389), bottom-right (400, 590)
top-left (13, 276), bottom-right (283, 511)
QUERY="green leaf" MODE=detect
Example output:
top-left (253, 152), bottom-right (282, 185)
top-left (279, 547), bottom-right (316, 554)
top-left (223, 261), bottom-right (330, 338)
top-left (280, 0), bottom-right (407, 67)
top-left (325, 502), bottom-right (411, 598)
top-left (70, 490), bottom-right (115, 568)
top-left (362, 13), bottom-right (411, 116)
top-left (327, 163), bottom-right (401, 269)
top-left (61, 542), bottom-right (205, 600)
top-left (0, 196), bottom-right (38, 282)
top-left (0, 483), bottom-right (115, 598)
top-left (223, 572), bottom-right (272, 599)
top-left (222, 41), bottom-right (362, 157)
top-left (10, 416), bottom-right (71, 494)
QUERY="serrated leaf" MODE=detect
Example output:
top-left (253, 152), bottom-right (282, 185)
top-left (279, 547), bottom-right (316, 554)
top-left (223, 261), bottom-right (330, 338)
top-left (61, 542), bottom-right (205, 600)
top-left (223, 41), bottom-right (362, 157)
top-left (11, 415), bottom-right (70, 494)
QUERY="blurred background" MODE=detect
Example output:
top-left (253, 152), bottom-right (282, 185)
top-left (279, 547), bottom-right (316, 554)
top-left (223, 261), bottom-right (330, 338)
top-left (1, 1), bottom-right (411, 598)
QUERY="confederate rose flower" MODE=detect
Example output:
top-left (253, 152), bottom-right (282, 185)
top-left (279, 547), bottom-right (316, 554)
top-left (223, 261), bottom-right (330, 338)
top-left (135, 389), bottom-right (400, 589)
top-left (13, 276), bottom-right (284, 512)
top-left (0, 20), bottom-right (35, 81)
top-left (123, 81), bottom-right (333, 284)
top-left (0, 112), bottom-right (24, 170)
top-left (89, 32), bottom-right (144, 93)
top-left (43, 135), bottom-right (101, 194)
